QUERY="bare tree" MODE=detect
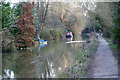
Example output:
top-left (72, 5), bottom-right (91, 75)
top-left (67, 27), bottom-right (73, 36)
top-left (35, 0), bottom-right (49, 40)
top-left (58, 3), bottom-right (77, 29)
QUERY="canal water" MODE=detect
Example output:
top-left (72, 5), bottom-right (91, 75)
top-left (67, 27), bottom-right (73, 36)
top-left (2, 37), bottom-right (84, 78)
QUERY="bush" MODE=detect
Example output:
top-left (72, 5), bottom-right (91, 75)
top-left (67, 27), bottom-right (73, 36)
top-left (112, 26), bottom-right (120, 47)
top-left (111, 2), bottom-right (120, 48)
top-left (103, 31), bottom-right (111, 38)
top-left (2, 2), bottom-right (18, 29)
top-left (40, 28), bottom-right (63, 40)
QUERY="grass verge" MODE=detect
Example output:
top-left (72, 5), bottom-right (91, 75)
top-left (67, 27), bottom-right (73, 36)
top-left (105, 38), bottom-right (119, 60)
top-left (58, 38), bottom-right (99, 78)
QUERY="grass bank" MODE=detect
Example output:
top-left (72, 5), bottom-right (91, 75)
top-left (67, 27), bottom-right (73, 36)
top-left (58, 38), bottom-right (99, 78)
top-left (105, 38), bottom-right (119, 61)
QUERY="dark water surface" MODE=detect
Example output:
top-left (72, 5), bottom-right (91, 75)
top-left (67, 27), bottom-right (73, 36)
top-left (2, 37), bottom-right (84, 78)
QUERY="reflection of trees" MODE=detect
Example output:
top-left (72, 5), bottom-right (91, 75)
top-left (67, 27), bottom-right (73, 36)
top-left (33, 41), bottom-right (77, 78)
top-left (34, 46), bottom-right (50, 78)
top-left (2, 53), bottom-right (17, 78)
top-left (15, 51), bottom-right (35, 78)
top-left (62, 51), bottom-right (74, 68)
top-left (2, 40), bottom-right (84, 78)
top-left (67, 36), bottom-right (84, 51)
top-left (3, 50), bottom-right (35, 78)
top-left (2, 39), bottom-right (84, 78)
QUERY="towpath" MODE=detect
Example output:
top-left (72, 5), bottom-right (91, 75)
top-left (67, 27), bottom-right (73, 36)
top-left (87, 36), bottom-right (118, 78)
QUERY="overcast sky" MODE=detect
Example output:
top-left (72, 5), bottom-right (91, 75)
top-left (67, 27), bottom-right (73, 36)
top-left (4, 0), bottom-right (120, 3)
top-left (5, 0), bottom-right (20, 3)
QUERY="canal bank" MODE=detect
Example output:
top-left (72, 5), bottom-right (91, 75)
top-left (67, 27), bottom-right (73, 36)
top-left (58, 36), bottom-right (99, 78)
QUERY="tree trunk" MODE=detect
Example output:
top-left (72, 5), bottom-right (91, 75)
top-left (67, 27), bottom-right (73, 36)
top-left (35, 1), bottom-right (49, 40)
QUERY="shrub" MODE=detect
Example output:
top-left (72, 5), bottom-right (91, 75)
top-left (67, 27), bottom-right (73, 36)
top-left (15, 2), bottom-right (35, 48)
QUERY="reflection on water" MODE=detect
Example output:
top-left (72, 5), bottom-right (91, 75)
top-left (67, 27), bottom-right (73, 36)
top-left (2, 37), bottom-right (84, 78)
top-left (0, 75), bottom-right (2, 79)
top-left (40, 44), bottom-right (47, 48)
top-left (3, 69), bottom-right (15, 78)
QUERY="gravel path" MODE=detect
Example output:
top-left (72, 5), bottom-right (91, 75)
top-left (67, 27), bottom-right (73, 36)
top-left (87, 36), bottom-right (118, 78)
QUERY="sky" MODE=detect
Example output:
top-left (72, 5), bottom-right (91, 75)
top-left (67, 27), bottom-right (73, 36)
top-left (5, 0), bottom-right (120, 3)
top-left (5, 0), bottom-right (20, 3)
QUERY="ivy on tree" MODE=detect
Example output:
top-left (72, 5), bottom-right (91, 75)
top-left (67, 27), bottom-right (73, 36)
top-left (112, 2), bottom-right (120, 47)
top-left (2, 2), bottom-right (18, 29)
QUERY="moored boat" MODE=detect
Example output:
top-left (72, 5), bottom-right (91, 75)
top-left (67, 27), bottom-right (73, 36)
top-left (66, 31), bottom-right (73, 41)
top-left (39, 39), bottom-right (47, 44)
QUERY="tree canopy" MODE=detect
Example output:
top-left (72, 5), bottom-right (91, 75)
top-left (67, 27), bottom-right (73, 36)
top-left (2, 2), bottom-right (18, 29)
